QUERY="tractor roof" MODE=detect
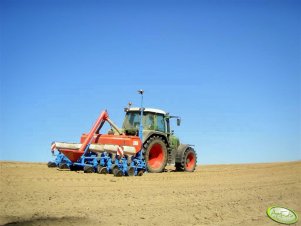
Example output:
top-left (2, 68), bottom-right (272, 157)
top-left (127, 107), bottom-right (167, 115)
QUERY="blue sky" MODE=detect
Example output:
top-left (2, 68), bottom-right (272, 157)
top-left (0, 0), bottom-right (300, 164)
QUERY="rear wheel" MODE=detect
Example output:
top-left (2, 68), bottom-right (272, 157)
top-left (144, 136), bottom-right (168, 173)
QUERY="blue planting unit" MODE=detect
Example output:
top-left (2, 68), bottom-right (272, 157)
top-left (49, 149), bottom-right (146, 176)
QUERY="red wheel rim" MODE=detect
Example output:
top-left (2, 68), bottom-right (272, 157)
top-left (148, 143), bottom-right (164, 169)
top-left (185, 152), bottom-right (195, 170)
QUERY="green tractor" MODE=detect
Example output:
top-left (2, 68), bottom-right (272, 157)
top-left (122, 107), bottom-right (197, 173)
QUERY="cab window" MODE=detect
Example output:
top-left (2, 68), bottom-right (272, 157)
top-left (156, 114), bottom-right (165, 132)
top-left (142, 113), bottom-right (154, 130)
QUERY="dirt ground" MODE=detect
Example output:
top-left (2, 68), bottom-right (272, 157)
top-left (0, 161), bottom-right (300, 226)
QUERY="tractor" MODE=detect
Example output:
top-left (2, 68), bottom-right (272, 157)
top-left (122, 107), bottom-right (197, 172)
top-left (48, 91), bottom-right (197, 176)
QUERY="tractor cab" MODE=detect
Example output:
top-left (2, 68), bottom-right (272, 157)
top-left (122, 108), bottom-right (166, 135)
top-left (122, 107), bottom-right (180, 151)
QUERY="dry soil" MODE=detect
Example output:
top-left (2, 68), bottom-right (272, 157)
top-left (0, 161), bottom-right (300, 226)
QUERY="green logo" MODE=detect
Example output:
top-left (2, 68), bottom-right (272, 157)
top-left (267, 206), bottom-right (298, 225)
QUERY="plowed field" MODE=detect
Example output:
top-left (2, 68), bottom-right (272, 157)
top-left (0, 161), bottom-right (300, 225)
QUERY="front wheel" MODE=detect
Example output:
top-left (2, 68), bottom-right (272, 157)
top-left (183, 148), bottom-right (197, 172)
top-left (175, 147), bottom-right (197, 172)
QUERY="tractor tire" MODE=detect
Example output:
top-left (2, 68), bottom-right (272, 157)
top-left (144, 136), bottom-right (168, 173)
top-left (176, 147), bottom-right (197, 172)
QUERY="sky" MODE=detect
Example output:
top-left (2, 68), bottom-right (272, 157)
top-left (0, 0), bottom-right (300, 164)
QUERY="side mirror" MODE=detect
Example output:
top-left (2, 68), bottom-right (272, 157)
top-left (177, 118), bottom-right (181, 126)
